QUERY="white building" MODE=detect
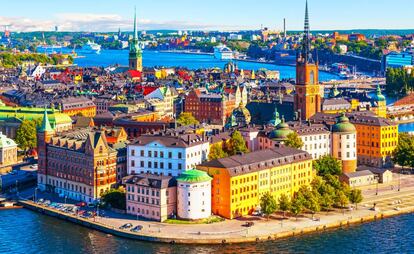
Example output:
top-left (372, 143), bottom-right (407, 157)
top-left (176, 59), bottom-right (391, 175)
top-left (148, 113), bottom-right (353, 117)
top-left (144, 86), bottom-right (177, 118)
top-left (290, 123), bottom-right (331, 160)
top-left (229, 34), bottom-right (243, 40)
top-left (214, 45), bottom-right (233, 60)
top-left (128, 132), bottom-right (210, 177)
top-left (331, 114), bottom-right (357, 173)
top-left (176, 169), bottom-right (212, 220)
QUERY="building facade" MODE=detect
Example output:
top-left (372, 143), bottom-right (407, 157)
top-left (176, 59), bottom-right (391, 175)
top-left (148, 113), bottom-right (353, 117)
top-left (128, 132), bottom-right (210, 177)
top-left (198, 147), bottom-right (313, 219)
top-left (176, 169), bottom-right (212, 220)
top-left (37, 110), bottom-right (117, 203)
top-left (0, 132), bottom-right (18, 167)
top-left (124, 174), bottom-right (176, 222)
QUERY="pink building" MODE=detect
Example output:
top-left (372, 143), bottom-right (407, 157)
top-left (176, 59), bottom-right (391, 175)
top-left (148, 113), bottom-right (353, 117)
top-left (124, 174), bottom-right (177, 222)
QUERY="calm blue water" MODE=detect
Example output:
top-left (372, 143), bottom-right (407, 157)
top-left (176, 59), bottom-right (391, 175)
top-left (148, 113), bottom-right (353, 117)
top-left (0, 209), bottom-right (413, 254)
top-left (73, 49), bottom-right (338, 81)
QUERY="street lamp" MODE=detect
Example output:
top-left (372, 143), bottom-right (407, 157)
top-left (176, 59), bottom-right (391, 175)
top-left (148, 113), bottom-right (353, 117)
top-left (375, 176), bottom-right (379, 196)
top-left (398, 169), bottom-right (401, 192)
top-left (33, 188), bottom-right (38, 202)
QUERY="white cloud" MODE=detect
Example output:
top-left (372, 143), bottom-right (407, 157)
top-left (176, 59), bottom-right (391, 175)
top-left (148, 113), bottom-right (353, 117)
top-left (0, 13), bottom-right (252, 32)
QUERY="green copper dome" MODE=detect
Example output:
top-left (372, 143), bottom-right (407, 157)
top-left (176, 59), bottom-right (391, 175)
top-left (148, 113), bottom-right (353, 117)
top-left (269, 118), bottom-right (293, 140)
top-left (332, 113), bottom-right (356, 133)
top-left (176, 169), bottom-right (212, 183)
top-left (371, 85), bottom-right (386, 102)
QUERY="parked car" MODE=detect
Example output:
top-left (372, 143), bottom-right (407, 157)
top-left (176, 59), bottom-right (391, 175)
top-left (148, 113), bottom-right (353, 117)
top-left (130, 225), bottom-right (143, 232)
top-left (119, 223), bottom-right (133, 230)
top-left (76, 202), bottom-right (87, 207)
top-left (242, 222), bottom-right (254, 227)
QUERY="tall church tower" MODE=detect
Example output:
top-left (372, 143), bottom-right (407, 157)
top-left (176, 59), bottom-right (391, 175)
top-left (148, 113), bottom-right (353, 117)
top-left (129, 7), bottom-right (143, 72)
top-left (294, 0), bottom-right (321, 120)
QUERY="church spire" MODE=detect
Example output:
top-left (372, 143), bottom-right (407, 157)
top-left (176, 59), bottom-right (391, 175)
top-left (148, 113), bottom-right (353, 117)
top-left (133, 6), bottom-right (138, 40)
top-left (39, 108), bottom-right (53, 133)
top-left (301, 0), bottom-right (313, 63)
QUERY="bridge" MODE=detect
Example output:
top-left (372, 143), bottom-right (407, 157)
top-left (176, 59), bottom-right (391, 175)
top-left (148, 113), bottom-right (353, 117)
top-left (322, 77), bottom-right (386, 90)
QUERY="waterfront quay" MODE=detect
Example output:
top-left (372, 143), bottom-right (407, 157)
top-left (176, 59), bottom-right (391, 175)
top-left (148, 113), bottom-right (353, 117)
top-left (17, 175), bottom-right (414, 245)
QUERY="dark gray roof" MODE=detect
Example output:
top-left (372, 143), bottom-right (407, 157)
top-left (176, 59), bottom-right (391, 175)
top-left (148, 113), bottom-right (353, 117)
top-left (124, 174), bottom-right (176, 189)
top-left (199, 147), bottom-right (311, 176)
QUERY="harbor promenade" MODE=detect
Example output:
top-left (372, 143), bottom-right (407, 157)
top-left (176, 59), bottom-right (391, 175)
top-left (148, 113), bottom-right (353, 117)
top-left (18, 184), bottom-right (414, 245)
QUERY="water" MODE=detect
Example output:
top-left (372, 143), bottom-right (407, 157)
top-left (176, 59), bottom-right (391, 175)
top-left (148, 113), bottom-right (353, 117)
top-left (72, 49), bottom-right (338, 81)
top-left (0, 209), bottom-right (413, 254)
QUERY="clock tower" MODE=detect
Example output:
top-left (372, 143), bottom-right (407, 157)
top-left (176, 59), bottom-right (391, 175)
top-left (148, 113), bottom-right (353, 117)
top-left (294, 0), bottom-right (321, 120)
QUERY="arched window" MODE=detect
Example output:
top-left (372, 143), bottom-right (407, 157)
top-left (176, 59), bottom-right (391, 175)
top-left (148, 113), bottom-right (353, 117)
top-left (310, 70), bottom-right (315, 84)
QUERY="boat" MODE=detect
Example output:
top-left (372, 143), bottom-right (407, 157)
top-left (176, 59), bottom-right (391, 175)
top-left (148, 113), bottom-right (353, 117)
top-left (81, 41), bottom-right (101, 54)
top-left (214, 45), bottom-right (233, 60)
top-left (0, 199), bottom-right (23, 210)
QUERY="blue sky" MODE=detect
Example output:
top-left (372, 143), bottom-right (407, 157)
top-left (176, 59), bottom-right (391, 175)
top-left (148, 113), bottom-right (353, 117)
top-left (1, 0), bottom-right (414, 32)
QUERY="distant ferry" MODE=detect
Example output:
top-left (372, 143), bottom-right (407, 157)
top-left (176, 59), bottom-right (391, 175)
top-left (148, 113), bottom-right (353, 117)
top-left (82, 41), bottom-right (101, 54)
top-left (214, 45), bottom-right (233, 60)
top-left (37, 45), bottom-right (63, 54)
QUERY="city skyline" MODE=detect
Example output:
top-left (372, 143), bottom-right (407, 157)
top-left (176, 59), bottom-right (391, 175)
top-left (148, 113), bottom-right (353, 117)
top-left (1, 0), bottom-right (414, 32)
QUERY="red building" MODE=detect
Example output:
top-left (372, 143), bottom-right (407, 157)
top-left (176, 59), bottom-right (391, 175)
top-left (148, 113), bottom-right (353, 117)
top-left (184, 89), bottom-right (236, 126)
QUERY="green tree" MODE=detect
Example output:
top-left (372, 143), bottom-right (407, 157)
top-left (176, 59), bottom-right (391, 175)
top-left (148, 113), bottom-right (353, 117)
top-left (176, 112), bottom-right (199, 126)
top-left (225, 130), bottom-right (248, 156)
top-left (260, 192), bottom-right (278, 220)
top-left (290, 193), bottom-right (305, 220)
top-left (208, 143), bottom-right (228, 161)
top-left (300, 186), bottom-right (321, 219)
top-left (313, 155), bottom-right (342, 176)
top-left (336, 190), bottom-right (349, 214)
top-left (278, 193), bottom-right (291, 218)
top-left (15, 120), bottom-right (37, 154)
top-left (349, 189), bottom-right (363, 210)
top-left (284, 132), bottom-right (304, 149)
top-left (393, 133), bottom-right (414, 170)
top-left (101, 188), bottom-right (126, 210)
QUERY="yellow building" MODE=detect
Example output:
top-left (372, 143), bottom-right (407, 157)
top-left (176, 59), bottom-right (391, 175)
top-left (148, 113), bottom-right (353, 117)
top-left (197, 147), bottom-right (313, 219)
top-left (351, 115), bottom-right (398, 168)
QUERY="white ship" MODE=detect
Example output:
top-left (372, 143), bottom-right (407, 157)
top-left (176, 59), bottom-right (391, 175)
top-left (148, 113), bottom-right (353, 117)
top-left (82, 41), bottom-right (101, 54)
top-left (214, 45), bottom-right (233, 60)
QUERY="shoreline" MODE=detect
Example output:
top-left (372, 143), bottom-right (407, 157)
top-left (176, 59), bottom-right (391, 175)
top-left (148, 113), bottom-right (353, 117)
top-left (17, 199), bottom-right (414, 245)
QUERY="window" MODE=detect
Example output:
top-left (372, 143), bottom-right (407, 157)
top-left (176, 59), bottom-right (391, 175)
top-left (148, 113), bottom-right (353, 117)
top-left (160, 151), bottom-right (164, 158)
top-left (154, 151), bottom-right (158, 157)
top-left (168, 163), bottom-right (172, 169)
top-left (178, 152), bottom-right (182, 159)
top-left (148, 151), bottom-right (152, 157)
top-left (131, 160), bottom-right (135, 167)
top-left (168, 152), bottom-right (172, 158)
top-left (140, 150), bottom-right (144, 156)
top-left (178, 163), bottom-right (182, 170)
top-left (131, 149), bottom-right (135, 156)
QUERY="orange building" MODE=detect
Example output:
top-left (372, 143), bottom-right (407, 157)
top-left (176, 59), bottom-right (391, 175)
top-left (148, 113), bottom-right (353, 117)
top-left (198, 147), bottom-right (313, 219)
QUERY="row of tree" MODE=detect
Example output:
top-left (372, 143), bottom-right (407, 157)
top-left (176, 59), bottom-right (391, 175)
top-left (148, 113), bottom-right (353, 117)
top-left (386, 67), bottom-right (414, 96)
top-left (260, 155), bottom-right (363, 219)
top-left (0, 52), bottom-right (72, 68)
